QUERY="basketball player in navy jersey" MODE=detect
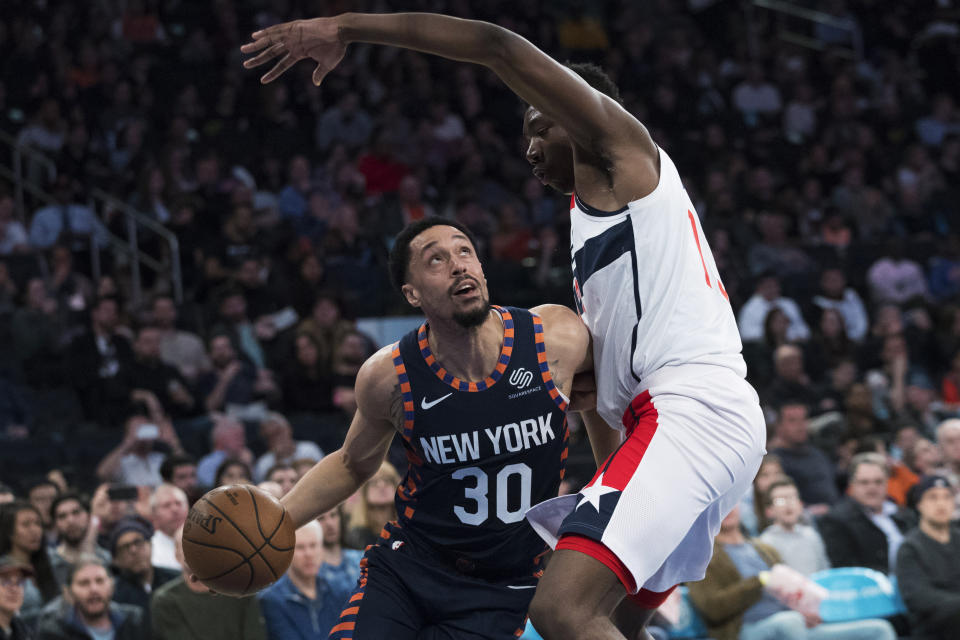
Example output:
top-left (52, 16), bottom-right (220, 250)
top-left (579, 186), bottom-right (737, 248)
top-left (243, 12), bottom-right (767, 640)
top-left (216, 218), bottom-right (603, 638)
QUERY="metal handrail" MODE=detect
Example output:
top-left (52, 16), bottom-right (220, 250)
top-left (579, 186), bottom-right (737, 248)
top-left (90, 188), bottom-right (184, 305)
top-left (0, 132), bottom-right (184, 305)
top-left (753, 0), bottom-right (862, 59)
top-left (0, 129), bottom-right (57, 223)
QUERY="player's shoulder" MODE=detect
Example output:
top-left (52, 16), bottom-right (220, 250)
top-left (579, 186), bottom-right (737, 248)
top-left (530, 304), bottom-right (589, 355)
top-left (356, 344), bottom-right (399, 395)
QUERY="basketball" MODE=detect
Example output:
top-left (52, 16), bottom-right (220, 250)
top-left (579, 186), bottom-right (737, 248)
top-left (182, 484), bottom-right (296, 596)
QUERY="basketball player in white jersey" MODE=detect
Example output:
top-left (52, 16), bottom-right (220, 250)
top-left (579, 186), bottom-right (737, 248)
top-left (242, 13), bottom-right (766, 640)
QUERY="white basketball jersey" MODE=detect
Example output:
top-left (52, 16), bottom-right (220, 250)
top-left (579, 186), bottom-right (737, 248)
top-left (570, 147), bottom-right (747, 431)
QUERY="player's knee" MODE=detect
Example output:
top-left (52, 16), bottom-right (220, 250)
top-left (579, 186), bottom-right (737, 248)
top-left (528, 589), bottom-right (589, 640)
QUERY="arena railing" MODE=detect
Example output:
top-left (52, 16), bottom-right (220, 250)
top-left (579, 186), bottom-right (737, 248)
top-left (751, 0), bottom-right (863, 60)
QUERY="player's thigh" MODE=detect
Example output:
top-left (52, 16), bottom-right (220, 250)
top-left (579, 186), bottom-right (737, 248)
top-left (420, 580), bottom-right (534, 640)
top-left (530, 549), bottom-right (626, 623)
top-left (331, 547), bottom-right (423, 640)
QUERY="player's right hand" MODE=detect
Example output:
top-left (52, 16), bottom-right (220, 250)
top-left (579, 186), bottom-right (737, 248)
top-left (241, 18), bottom-right (346, 86)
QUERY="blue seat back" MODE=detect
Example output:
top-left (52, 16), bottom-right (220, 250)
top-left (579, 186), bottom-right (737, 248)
top-left (810, 567), bottom-right (907, 622)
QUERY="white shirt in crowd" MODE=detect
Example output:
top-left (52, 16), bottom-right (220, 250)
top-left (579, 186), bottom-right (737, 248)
top-left (737, 294), bottom-right (811, 342)
top-left (151, 529), bottom-right (181, 571)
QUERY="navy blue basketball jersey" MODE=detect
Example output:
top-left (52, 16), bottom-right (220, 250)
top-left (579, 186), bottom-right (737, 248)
top-left (390, 306), bottom-right (569, 576)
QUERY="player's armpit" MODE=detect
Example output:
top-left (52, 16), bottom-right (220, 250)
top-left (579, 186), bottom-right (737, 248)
top-left (533, 303), bottom-right (593, 372)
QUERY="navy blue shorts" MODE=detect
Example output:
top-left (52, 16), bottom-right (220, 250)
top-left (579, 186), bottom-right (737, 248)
top-left (328, 526), bottom-right (538, 639)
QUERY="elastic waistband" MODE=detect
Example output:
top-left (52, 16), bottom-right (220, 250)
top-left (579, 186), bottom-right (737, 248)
top-left (634, 363), bottom-right (744, 396)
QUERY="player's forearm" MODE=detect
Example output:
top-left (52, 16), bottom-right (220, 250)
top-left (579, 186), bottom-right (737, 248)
top-left (580, 410), bottom-right (622, 468)
top-left (280, 449), bottom-right (369, 528)
top-left (337, 13), bottom-right (508, 68)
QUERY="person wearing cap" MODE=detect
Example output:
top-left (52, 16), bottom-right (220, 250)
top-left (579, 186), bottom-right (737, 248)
top-left (108, 517), bottom-right (178, 617)
top-left (896, 475), bottom-right (960, 640)
top-left (0, 555), bottom-right (33, 640)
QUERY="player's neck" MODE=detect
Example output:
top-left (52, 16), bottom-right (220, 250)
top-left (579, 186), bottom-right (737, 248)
top-left (322, 544), bottom-right (342, 564)
top-left (427, 310), bottom-right (503, 382)
top-left (920, 518), bottom-right (951, 544)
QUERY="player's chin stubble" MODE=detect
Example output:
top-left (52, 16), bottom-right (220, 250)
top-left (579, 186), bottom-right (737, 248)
top-left (453, 302), bottom-right (490, 329)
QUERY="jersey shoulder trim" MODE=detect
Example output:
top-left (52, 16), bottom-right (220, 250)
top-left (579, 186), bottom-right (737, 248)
top-left (530, 312), bottom-right (569, 411)
top-left (390, 341), bottom-right (415, 441)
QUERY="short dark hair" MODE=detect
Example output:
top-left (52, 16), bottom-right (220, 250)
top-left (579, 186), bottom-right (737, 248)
top-left (565, 62), bottom-right (623, 105)
top-left (50, 492), bottom-right (88, 522)
top-left (26, 479), bottom-right (59, 498)
top-left (266, 463), bottom-right (295, 481)
top-left (387, 217), bottom-right (478, 292)
top-left (160, 454), bottom-right (196, 482)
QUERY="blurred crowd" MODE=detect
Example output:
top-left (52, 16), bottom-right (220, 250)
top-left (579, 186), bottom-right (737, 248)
top-left (1, 0), bottom-right (960, 638)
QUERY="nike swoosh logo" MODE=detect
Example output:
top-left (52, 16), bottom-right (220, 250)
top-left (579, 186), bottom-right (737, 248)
top-left (506, 585), bottom-right (537, 590)
top-left (420, 393), bottom-right (453, 410)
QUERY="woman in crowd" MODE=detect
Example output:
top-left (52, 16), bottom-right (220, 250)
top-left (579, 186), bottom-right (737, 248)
top-left (0, 501), bottom-right (58, 618)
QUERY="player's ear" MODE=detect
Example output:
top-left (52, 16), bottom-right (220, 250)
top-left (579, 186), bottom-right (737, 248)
top-left (401, 283), bottom-right (421, 308)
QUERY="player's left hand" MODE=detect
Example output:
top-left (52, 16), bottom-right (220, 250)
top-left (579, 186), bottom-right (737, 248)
top-left (241, 17), bottom-right (346, 86)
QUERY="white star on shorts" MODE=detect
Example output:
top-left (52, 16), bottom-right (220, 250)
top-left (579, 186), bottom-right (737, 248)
top-left (576, 473), bottom-right (619, 513)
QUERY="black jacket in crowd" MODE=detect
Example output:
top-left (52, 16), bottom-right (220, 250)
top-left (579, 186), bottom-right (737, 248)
top-left (34, 602), bottom-right (146, 640)
top-left (895, 526), bottom-right (960, 640)
top-left (816, 497), bottom-right (916, 574)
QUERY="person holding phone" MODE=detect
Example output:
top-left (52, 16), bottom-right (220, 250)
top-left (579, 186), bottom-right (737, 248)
top-left (96, 412), bottom-right (185, 487)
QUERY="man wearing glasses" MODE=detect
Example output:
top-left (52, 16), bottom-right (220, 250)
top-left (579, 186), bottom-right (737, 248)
top-left (818, 452), bottom-right (917, 575)
top-left (109, 518), bottom-right (179, 616)
top-left (0, 555), bottom-right (32, 640)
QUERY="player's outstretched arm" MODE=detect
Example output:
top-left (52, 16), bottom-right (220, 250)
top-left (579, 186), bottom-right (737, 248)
top-left (241, 13), bottom-right (654, 161)
top-left (280, 346), bottom-right (398, 529)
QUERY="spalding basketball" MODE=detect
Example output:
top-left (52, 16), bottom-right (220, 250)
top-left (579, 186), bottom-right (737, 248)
top-left (182, 484), bottom-right (295, 596)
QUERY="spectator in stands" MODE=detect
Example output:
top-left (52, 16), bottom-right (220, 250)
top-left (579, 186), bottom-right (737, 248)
top-left (278, 155), bottom-right (313, 220)
top-left (151, 295), bottom-right (211, 384)
top-left (196, 417), bottom-right (253, 488)
top-left (48, 494), bottom-right (110, 587)
top-left (740, 454), bottom-right (786, 537)
top-left (124, 323), bottom-right (196, 418)
top-left (0, 191), bottom-right (28, 256)
top-left (315, 92), bottom-right (373, 152)
top-left (688, 505), bottom-right (895, 640)
top-left (769, 401), bottom-right (839, 514)
top-left (67, 296), bottom-right (134, 427)
top-left (213, 458), bottom-right (253, 488)
top-left (210, 287), bottom-right (268, 369)
top-left (259, 520), bottom-right (349, 639)
top-left (10, 277), bottom-right (64, 387)
top-left (28, 174), bottom-right (107, 252)
top-left (805, 308), bottom-right (855, 383)
top-left (25, 481), bottom-right (58, 540)
top-left (867, 241), bottom-right (930, 306)
top-left (0, 554), bottom-right (33, 640)
top-left (818, 453), bottom-right (916, 574)
top-left (35, 555), bottom-right (147, 640)
top-left (903, 437), bottom-right (942, 477)
top-left (159, 453), bottom-right (199, 503)
top-left (279, 333), bottom-right (335, 415)
top-left (264, 464), bottom-right (298, 498)
top-left (737, 273), bottom-right (810, 343)
top-left (252, 413), bottom-right (322, 482)
top-left (196, 333), bottom-right (276, 413)
top-left (933, 418), bottom-right (960, 516)
top-left (16, 97), bottom-right (65, 156)
top-left (96, 412), bottom-right (184, 487)
top-left (296, 293), bottom-right (353, 373)
top-left (150, 528), bottom-right (266, 640)
top-left (317, 505), bottom-right (363, 591)
top-left (758, 478), bottom-right (830, 576)
top-left (344, 462), bottom-right (400, 550)
top-left (0, 486), bottom-right (13, 505)
top-left (763, 345), bottom-right (819, 412)
top-left (732, 63), bottom-right (782, 122)
top-left (149, 485), bottom-right (188, 572)
top-left (896, 475), bottom-right (960, 640)
top-left (109, 517), bottom-right (178, 615)
top-left (0, 502), bottom-right (58, 619)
